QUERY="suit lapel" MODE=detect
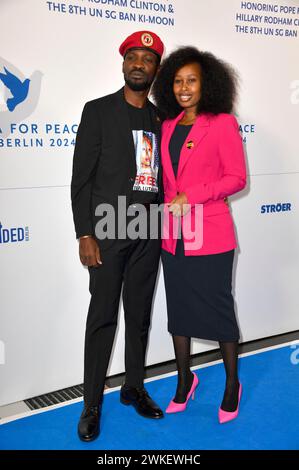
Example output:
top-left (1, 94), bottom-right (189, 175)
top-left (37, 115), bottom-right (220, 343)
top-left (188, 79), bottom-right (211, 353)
top-left (177, 113), bottom-right (210, 178)
top-left (162, 112), bottom-right (210, 187)
top-left (114, 87), bottom-right (136, 174)
top-left (162, 111), bottom-right (185, 188)
top-left (148, 103), bottom-right (163, 202)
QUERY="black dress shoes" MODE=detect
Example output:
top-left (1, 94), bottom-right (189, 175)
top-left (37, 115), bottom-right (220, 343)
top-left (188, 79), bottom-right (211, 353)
top-left (78, 404), bottom-right (101, 442)
top-left (120, 385), bottom-right (164, 419)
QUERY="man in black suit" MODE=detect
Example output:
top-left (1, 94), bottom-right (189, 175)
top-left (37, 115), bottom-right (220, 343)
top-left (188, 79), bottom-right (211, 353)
top-left (71, 31), bottom-right (165, 441)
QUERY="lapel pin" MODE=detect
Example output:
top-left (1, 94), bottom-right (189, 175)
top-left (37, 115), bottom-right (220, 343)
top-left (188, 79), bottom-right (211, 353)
top-left (186, 140), bottom-right (194, 149)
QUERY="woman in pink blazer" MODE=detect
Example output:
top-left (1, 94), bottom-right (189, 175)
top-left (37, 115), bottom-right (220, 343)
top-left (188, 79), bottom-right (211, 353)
top-left (152, 47), bottom-right (246, 423)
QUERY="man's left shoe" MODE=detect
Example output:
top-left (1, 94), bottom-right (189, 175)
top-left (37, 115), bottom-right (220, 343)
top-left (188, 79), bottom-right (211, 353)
top-left (120, 385), bottom-right (164, 419)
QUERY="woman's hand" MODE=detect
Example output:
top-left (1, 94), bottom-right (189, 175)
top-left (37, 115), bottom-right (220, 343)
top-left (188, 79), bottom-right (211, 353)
top-left (167, 192), bottom-right (190, 217)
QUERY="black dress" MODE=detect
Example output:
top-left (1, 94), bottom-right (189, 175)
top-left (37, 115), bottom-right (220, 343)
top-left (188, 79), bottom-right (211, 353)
top-left (161, 124), bottom-right (240, 341)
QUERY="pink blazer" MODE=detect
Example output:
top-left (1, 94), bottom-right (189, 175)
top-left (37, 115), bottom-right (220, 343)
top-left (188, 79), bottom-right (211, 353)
top-left (161, 111), bottom-right (247, 256)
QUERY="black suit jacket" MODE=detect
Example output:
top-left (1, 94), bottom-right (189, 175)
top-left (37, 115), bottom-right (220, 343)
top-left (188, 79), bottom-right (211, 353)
top-left (71, 87), bottom-right (163, 245)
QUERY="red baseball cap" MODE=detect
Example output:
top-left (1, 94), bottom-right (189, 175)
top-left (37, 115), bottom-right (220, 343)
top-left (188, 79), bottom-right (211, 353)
top-left (119, 31), bottom-right (164, 59)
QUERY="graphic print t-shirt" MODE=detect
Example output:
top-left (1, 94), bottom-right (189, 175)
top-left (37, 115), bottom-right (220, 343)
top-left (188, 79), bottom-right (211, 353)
top-left (127, 102), bottom-right (159, 204)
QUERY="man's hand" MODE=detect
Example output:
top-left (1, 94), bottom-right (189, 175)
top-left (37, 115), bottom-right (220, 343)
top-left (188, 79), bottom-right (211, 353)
top-left (167, 192), bottom-right (190, 217)
top-left (79, 237), bottom-right (102, 267)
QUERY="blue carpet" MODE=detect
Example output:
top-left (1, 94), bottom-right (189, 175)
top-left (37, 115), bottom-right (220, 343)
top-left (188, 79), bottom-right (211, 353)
top-left (1, 344), bottom-right (298, 450)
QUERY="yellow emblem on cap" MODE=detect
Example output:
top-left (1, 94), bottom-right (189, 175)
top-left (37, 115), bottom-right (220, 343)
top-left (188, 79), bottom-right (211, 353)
top-left (141, 33), bottom-right (154, 47)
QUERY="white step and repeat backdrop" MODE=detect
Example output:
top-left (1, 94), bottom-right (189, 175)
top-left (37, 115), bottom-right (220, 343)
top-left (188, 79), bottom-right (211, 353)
top-left (1, 0), bottom-right (299, 406)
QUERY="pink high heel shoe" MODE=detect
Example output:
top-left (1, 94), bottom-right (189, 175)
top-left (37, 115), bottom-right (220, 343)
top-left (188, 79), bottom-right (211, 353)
top-left (166, 372), bottom-right (199, 413)
top-left (218, 382), bottom-right (242, 424)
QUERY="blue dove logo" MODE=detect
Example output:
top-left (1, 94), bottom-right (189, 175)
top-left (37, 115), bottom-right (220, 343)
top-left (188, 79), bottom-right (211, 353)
top-left (0, 67), bottom-right (30, 111)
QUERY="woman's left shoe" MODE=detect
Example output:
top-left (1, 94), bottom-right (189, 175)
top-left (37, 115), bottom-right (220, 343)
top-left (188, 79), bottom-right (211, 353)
top-left (218, 382), bottom-right (242, 424)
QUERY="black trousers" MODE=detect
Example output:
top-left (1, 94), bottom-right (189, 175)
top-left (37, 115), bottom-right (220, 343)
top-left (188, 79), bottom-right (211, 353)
top-left (83, 231), bottom-right (161, 406)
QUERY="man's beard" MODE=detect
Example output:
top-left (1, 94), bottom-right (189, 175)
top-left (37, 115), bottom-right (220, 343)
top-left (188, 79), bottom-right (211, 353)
top-left (124, 75), bottom-right (154, 92)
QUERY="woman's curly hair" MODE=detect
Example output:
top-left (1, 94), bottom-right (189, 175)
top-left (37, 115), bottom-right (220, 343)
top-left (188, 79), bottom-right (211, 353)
top-left (152, 46), bottom-right (239, 119)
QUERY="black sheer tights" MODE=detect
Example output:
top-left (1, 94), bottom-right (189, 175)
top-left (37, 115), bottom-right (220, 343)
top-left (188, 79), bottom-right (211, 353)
top-left (172, 335), bottom-right (240, 411)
